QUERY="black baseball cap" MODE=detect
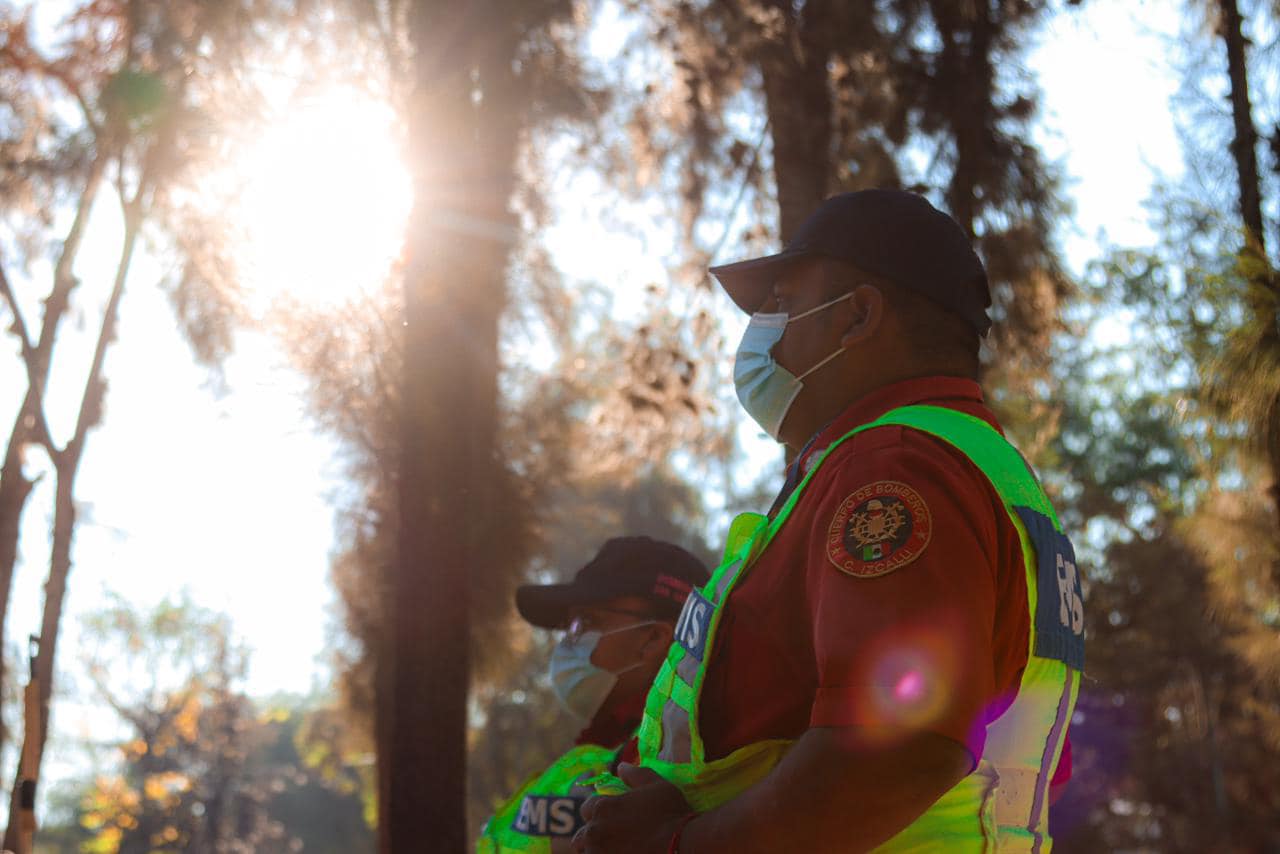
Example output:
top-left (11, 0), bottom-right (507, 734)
top-left (516, 536), bottom-right (709, 629)
top-left (709, 189), bottom-right (992, 336)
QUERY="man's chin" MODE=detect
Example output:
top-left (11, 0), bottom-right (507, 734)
top-left (776, 421), bottom-right (804, 453)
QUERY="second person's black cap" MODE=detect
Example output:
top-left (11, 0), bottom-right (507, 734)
top-left (709, 189), bottom-right (992, 336)
top-left (516, 536), bottom-right (709, 629)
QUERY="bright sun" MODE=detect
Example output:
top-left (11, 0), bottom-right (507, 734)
top-left (234, 89), bottom-right (411, 313)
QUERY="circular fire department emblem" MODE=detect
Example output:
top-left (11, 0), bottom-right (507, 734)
top-left (826, 481), bottom-right (932, 578)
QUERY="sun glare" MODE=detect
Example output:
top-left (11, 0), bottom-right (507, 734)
top-left (234, 90), bottom-right (411, 313)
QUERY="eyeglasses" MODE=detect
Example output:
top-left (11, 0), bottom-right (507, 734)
top-left (562, 607), bottom-right (655, 645)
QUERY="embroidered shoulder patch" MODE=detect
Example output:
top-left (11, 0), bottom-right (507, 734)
top-left (826, 481), bottom-right (932, 578)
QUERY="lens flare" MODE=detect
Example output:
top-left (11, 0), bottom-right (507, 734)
top-left (893, 669), bottom-right (926, 704)
top-left (859, 624), bottom-right (962, 737)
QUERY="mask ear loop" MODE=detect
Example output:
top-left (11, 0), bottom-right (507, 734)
top-left (597, 620), bottom-right (658, 638)
top-left (609, 659), bottom-right (646, 678)
top-left (785, 291), bottom-right (854, 324)
top-left (598, 622), bottom-right (659, 677)
top-left (570, 620), bottom-right (657, 649)
top-left (795, 345), bottom-right (847, 381)
top-left (789, 291), bottom-right (855, 381)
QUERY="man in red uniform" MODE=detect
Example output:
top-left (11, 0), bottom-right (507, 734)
top-left (573, 190), bottom-right (1075, 852)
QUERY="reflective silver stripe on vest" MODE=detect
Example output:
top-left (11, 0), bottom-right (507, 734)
top-left (659, 700), bottom-right (692, 763)
top-left (715, 566), bottom-right (736, 602)
top-left (1028, 677), bottom-right (1074, 852)
top-left (660, 558), bottom-right (741, 761)
top-left (992, 767), bottom-right (1037, 828)
top-left (676, 654), bottom-right (699, 685)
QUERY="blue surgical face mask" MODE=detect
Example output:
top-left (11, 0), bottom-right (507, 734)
top-left (548, 622), bottom-right (653, 720)
top-left (733, 292), bottom-right (854, 440)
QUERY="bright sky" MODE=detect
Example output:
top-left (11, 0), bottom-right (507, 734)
top-left (1031, 0), bottom-right (1184, 266)
top-left (1, 0), bottom-right (1191, 800)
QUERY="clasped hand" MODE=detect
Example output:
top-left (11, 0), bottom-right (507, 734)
top-left (571, 763), bottom-right (693, 854)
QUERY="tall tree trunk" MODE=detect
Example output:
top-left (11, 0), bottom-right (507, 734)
top-left (932, 0), bottom-right (993, 240)
top-left (759, 0), bottom-right (834, 243)
top-left (375, 592), bottom-right (395, 854)
top-left (755, 0), bottom-right (835, 466)
top-left (1219, 0), bottom-right (1266, 254)
top-left (2, 209), bottom-right (139, 851)
top-left (1216, 0), bottom-right (1280, 537)
top-left (387, 2), bottom-right (518, 849)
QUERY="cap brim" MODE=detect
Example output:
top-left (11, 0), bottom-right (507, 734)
top-left (515, 583), bottom-right (606, 629)
top-left (709, 249), bottom-right (810, 313)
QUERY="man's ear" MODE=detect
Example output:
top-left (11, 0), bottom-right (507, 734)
top-left (840, 284), bottom-right (885, 349)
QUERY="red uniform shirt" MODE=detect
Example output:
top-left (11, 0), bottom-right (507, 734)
top-left (699, 376), bottom-right (1036, 767)
top-left (577, 692), bottom-right (644, 769)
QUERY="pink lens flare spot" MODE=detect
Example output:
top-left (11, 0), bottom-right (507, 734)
top-left (894, 669), bottom-right (926, 704)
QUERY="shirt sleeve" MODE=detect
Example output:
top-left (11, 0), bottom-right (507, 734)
top-left (804, 425), bottom-right (1003, 765)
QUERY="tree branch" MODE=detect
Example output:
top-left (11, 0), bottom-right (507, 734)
top-left (66, 211), bottom-right (140, 461)
top-left (0, 263), bottom-right (33, 357)
top-left (0, 35), bottom-right (102, 138)
top-left (40, 150), bottom-right (108, 376)
top-left (0, 260), bottom-right (59, 458)
top-left (85, 664), bottom-right (151, 734)
top-left (67, 78), bottom-right (180, 460)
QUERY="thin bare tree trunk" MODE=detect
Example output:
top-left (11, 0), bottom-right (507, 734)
top-left (2, 208), bottom-right (140, 850)
top-left (0, 152), bottom-right (107, 762)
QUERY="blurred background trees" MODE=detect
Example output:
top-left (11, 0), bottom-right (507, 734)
top-left (43, 595), bottom-right (372, 853)
top-left (1040, 1), bottom-right (1280, 849)
top-left (2, 0), bottom-right (1280, 852)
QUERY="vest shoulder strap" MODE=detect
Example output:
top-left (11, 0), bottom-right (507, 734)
top-left (761, 402), bottom-right (1059, 554)
top-left (867, 405), bottom-right (1060, 528)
